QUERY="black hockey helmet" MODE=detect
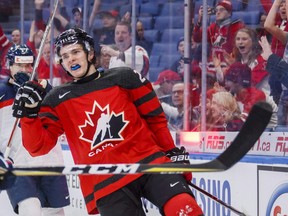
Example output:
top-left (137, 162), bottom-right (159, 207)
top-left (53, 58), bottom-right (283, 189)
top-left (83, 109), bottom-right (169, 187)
top-left (6, 44), bottom-right (34, 66)
top-left (54, 28), bottom-right (95, 63)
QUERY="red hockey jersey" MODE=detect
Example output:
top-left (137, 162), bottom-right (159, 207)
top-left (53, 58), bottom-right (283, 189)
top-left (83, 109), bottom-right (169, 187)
top-left (193, 19), bottom-right (245, 61)
top-left (20, 67), bottom-right (175, 214)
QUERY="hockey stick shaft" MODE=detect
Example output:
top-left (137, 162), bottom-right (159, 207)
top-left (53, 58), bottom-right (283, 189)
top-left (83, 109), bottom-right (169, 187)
top-left (188, 182), bottom-right (246, 216)
top-left (1, 101), bottom-right (272, 176)
top-left (4, 0), bottom-right (59, 159)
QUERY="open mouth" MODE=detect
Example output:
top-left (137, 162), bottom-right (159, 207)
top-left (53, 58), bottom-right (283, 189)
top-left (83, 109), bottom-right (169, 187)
top-left (237, 45), bottom-right (245, 52)
top-left (71, 64), bottom-right (81, 71)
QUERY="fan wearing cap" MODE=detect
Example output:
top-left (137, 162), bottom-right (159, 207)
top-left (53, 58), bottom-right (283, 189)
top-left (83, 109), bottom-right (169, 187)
top-left (153, 70), bottom-right (182, 105)
top-left (93, 9), bottom-right (119, 54)
top-left (225, 62), bottom-right (278, 129)
top-left (193, 0), bottom-right (245, 62)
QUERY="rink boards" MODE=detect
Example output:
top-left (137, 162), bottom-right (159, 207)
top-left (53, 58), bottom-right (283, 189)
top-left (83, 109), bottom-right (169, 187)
top-left (1, 131), bottom-right (288, 216)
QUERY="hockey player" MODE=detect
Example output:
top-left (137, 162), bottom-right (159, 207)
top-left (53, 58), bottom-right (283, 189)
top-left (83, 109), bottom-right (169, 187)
top-left (0, 152), bottom-right (15, 190)
top-left (0, 44), bottom-right (70, 215)
top-left (12, 28), bottom-right (204, 215)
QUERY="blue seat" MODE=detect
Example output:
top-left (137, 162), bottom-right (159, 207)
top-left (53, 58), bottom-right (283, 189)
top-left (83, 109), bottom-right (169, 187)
top-left (149, 55), bottom-right (161, 67)
top-left (232, 11), bottom-right (260, 25)
top-left (161, 28), bottom-right (184, 44)
top-left (154, 16), bottom-right (184, 31)
top-left (138, 16), bottom-right (154, 29)
top-left (119, 4), bottom-right (139, 17)
top-left (243, 0), bottom-right (264, 12)
top-left (144, 29), bottom-right (160, 42)
top-left (158, 54), bottom-right (181, 68)
top-left (160, 2), bottom-right (184, 16)
top-left (139, 2), bottom-right (160, 16)
top-left (151, 42), bottom-right (176, 56)
top-left (274, 126), bottom-right (288, 132)
top-left (19, 20), bottom-right (32, 34)
top-left (148, 66), bottom-right (166, 82)
top-left (98, 3), bottom-right (119, 11)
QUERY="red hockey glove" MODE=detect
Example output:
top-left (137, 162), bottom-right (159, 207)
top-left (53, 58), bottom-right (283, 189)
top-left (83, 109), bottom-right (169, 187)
top-left (166, 146), bottom-right (192, 182)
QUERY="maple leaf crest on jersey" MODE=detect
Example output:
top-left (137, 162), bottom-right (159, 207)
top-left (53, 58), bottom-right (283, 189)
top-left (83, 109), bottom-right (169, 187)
top-left (78, 101), bottom-right (129, 150)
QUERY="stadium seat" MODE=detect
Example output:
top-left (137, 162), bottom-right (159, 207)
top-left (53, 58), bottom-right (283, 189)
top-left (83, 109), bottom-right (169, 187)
top-left (151, 42), bottom-right (176, 56)
top-left (273, 126), bottom-right (288, 132)
top-left (148, 66), bottom-right (166, 82)
top-left (243, 0), bottom-right (264, 12)
top-left (139, 2), bottom-right (160, 16)
top-left (149, 55), bottom-right (161, 67)
top-left (158, 54), bottom-right (181, 68)
top-left (161, 28), bottom-right (184, 44)
top-left (160, 2), bottom-right (184, 16)
top-left (138, 16), bottom-right (154, 29)
top-left (119, 4), bottom-right (139, 17)
top-left (154, 16), bottom-right (184, 31)
top-left (144, 29), bottom-right (160, 42)
top-left (232, 11), bottom-right (261, 25)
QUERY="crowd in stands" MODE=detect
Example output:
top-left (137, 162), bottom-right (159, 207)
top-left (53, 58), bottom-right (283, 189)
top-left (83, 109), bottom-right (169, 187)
top-left (1, 0), bottom-right (288, 133)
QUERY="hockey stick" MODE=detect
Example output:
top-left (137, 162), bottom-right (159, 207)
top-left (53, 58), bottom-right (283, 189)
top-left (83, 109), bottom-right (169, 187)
top-left (188, 182), bottom-right (246, 216)
top-left (4, 0), bottom-right (59, 159)
top-left (0, 101), bottom-right (272, 176)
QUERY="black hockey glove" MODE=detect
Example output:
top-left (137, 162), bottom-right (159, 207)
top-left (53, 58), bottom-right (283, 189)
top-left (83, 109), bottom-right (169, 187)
top-left (12, 72), bottom-right (30, 92)
top-left (0, 153), bottom-right (16, 190)
top-left (12, 81), bottom-right (46, 118)
top-left (166, 146), bottom-right (192, 182)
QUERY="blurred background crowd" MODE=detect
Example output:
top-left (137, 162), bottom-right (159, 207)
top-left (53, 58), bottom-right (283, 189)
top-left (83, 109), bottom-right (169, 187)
top-left (1, 0), bottom-right (287, 137)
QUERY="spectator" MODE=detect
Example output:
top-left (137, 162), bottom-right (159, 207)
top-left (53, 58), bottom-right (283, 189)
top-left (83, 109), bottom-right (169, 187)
top-left (260, 35), bottom-right (288, 126)
top-left (0, 24), bottom-right (13, 79)
top-left (161, 82), bottom-right (185, 131)
top-left (224, 62), bottom-right (278, 129)
top-left (232, 27), bottom-right (270, 94)
top-left (100, 44), bottom-right (118, 70)
top-left (136, 20), bottom-right (153, 56)
top-left (26, 20), bottom-right (45, 53)
top-left (70, 7), bottom-right (83, 29)
top-left (93, 10), bottom-right (119, 54)
top-left (170, 37), bottom-right (185, 78)
top-left (264, 0), bottom-right (288, 57)
top-left (170, 36), bottom-right (203, 80)
top-left (255, 12), bottom-right (272, 44)
top-left (0, 44), bottom-right (70, 216)
top-left (161, 82), bottom-right (200, 131)
top-left (11, 29), bottom-right (21, 45)
top-left (34, 0), bottom-right (70, 39)
top-left (193, 0), bottom-right (245, 62)
top-left (153, 70), bottom-right (182, 105)
top-left (101, 21), bottom-right (150, 78)
top-left (88, 0), bottom-right (101, 28)
top-left (37, 42), bottom-right (72, 86)
top-left (192, 91), bottom-right (243, 131)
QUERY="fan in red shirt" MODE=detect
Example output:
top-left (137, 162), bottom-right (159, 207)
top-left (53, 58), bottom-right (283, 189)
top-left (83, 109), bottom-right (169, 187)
top-left (12, 28), bottom-right (203, 216)
top-left (193, 0), bottom-right (245, 62)
top-left (225, 62), bottom-right (278, 129)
